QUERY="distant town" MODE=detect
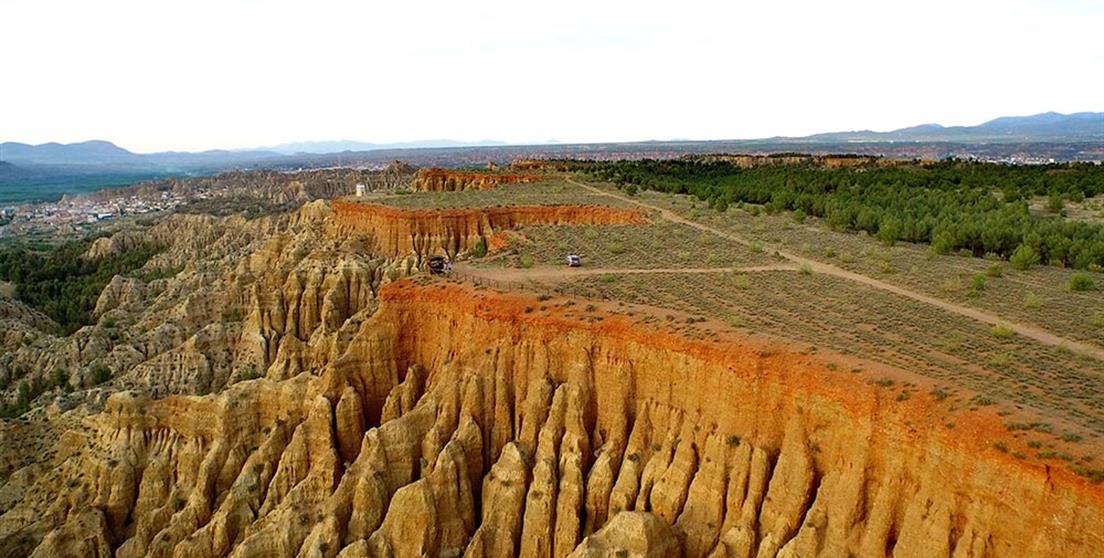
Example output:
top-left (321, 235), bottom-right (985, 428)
top-left (1, 149), bottom-right (1099, 244)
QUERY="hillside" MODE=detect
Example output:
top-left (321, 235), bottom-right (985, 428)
top-left (4, 115), bottom-right (1103, 204)
top-left (0, 161), bottom-right (33, 181)
top-left (0, 140), bottom-right (143, 166)
top-left (801, 111), bottom-right (1104, 143)
top-left (0, 140), bottom-right (282, 172)
top-left (0, 163), bottom-right (1102, 556)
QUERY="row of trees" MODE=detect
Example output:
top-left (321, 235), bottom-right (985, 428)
top-left (576, 159), bottom-right (1104, 269)
top-left (0, 239), bottom-right (165, 334)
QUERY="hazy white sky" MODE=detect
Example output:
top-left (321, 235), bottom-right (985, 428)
top-left (2, 0), bottom-right (1101, 152)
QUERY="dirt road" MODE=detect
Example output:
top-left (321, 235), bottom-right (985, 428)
top-left (564, 176), bottom-right (1104, 361)
top-left (454, 263), bottom-right (796, 283)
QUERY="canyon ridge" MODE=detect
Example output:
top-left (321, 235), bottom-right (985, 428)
top-left (1, 161), bottom-right (1103, 558)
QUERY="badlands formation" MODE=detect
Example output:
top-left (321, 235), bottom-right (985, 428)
top-left (0, 169), bottom-right (1101, 558)
top-left (411, 168), bottom-right (541, 192)
top-left (332, 201), bottom-right (646, 258)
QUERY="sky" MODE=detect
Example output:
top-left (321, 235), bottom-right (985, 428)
top-left (2, 0), bottom-right (1102, 153)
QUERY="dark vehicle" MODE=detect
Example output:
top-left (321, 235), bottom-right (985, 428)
top-left (566, 253), bottom-right (582, 267)
top-left (427, 256), bottom-right (448, 275)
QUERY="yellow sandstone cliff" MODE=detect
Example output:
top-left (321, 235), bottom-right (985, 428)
top-left (331, 202), bottom-right (647, 258)
top-left (3, 280), bottom-right (1101, 557)
top-left (411, 169), bottom-right (542, 192)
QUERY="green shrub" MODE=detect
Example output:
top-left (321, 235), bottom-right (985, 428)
top-left (471, 238), bottom-right (488, 258)
top-left (1047, 192), bottom-right (1065, 214)
top-left (986, 352), bottom-right (1012, 367)
top-left (518, 255), bottom-right (534, 269)
top-left (237, 367), bottom-right (262, 382)
top-left (972, 274), bottom-right (987, 291)
top-left (876, 219), bottom-right (901, 246)
top-left (1068, 273), bottom-right (1095, 292)
top-left (1090, 312), bottom-right (1104, 327)
top-left (986, 263), bottom-right (1004, 277)
top-left (91, 365), bottom-right (112, 385)
top-left (52, 368), bottom-right (69, 390)
top-left (989, 325), bottom-right (1015, 339)
top-left (17, 381), bottom-right (33, 405)
top-left (1023, 292), bottom-right (1044, 308)
top-left (973, 395), bottom-right (997, 406)
top-left (1010, 244), bottom-right (1040, 271)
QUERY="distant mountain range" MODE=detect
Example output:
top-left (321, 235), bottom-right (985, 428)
top-left (0, 140), bottom-right (281, 170)
top-left (790, 111), bottom-right (1103, 143)
top-left (1, 111), bottom-right (1100, 203)
top-left (3, 112), bottom-right (1099, 170)
top-left (255, 139), bottom-right (508, 155)
top-left (0, 138), bottom-right (512, 173)
top-left (0, 161), bottom-right (32, 180)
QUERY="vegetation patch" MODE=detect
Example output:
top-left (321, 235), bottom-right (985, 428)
top-left (574, 159), bottom-right (1104, 269)
top-left (0, 239), bottom-right (165, 334)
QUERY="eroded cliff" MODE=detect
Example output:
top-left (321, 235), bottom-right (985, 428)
top-left (3, 280), bottom-right (1101, 557)
top-left (331, 202), bottom-right (647, 258)
top-left (411, 169), bottom-right (542, 192)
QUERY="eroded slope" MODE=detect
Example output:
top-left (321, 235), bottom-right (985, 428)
top-left (412, 169), bottom-right (542, 192)
top-left (2, 280), bottom-right (1101, 557)
top-left (331, 201), bottom-right (646, 258)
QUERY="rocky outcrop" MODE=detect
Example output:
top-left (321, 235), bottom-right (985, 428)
top-left (3, 281), bottom-right (1101, 558)
top-left (0, 201), bottom-right (409, 415)
top-left (411, 168), bottom-right (541, 192)
top-left (331, 202), bottom-right (647, 258)
top-left (568, 512), bottom-right (682, 558)
top-left (86, 231), bottom-right (151, 259)
top-left (94, 276), bottom-right (148, 316)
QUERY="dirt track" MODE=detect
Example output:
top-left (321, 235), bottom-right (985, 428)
top-left (454, 263), bottom-right (796, 283)
top-left (565, 176), bottom-right (1104, 361)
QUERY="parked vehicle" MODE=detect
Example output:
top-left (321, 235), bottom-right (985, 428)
top-left (566, 253), bottom-right (582, 267)
top-left (427, 256), bottom-right (448, 275)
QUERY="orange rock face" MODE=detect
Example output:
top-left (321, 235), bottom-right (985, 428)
top-left (331, 201), bottom-right (648, 258)
top-left (377, 282), bottom-right (1104, 557)
top-left (411, 168), bottom-right (543, 192)
top-left (5, 280), bottom-right (1102, 557)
